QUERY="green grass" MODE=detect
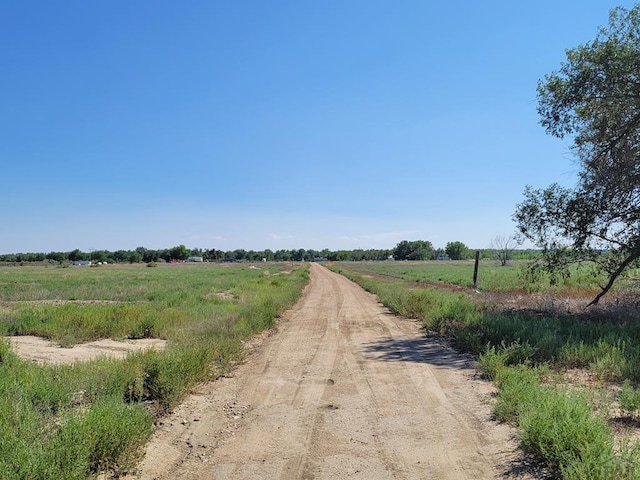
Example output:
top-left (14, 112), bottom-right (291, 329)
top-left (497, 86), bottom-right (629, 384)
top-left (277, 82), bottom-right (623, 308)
top-left (0, 263), bottom-right (305, 345)
top-left (333, 259), bottom-right (606, 293)
top-left (330, 261), bottom-right (640, 478)
top-left (0, 262), bottom-right (309, 479)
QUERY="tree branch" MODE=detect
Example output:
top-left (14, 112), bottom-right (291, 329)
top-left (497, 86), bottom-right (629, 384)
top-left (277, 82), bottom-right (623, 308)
top-left (587, 250), bottom-right (640, 306)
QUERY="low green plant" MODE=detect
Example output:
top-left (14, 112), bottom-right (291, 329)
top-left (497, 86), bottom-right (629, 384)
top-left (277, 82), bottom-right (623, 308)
top-left (83, 396), bottom-right (153, 475)
top-left (491, 365), bottom-right (541, 424)
top-left (477, 344), bottom-right (510, 380)
top-left (519, 384), bottom-right (616, 479)
top-left (618, 381), bottom-right (640, 418)
top-left (58, 333), bottom-right (77, 348)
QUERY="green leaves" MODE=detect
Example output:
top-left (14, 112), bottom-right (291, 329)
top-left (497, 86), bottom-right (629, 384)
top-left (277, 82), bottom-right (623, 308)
top-left (445, 241), bottom-right (470, 260)
top-left (393, 240), bottom-right (433, 260)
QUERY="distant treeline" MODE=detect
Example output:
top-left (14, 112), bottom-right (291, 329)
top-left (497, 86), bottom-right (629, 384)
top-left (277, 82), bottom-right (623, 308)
top-left (0, 241), bottom-right (541, 265)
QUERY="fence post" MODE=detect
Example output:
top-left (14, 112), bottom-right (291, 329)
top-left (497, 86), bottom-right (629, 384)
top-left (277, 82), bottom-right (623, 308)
top-left (473, 250), bottom-right (480, 288)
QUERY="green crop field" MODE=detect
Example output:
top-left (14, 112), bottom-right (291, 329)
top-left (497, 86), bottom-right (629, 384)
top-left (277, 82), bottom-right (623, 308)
top-left (329, 260), bottom-right (640, 479)
top-left (0, 262), bottom-right (308, 479)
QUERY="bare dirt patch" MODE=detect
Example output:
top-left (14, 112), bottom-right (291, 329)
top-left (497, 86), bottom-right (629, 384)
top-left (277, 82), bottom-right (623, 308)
top-left (207, 290), bottom-right (235, 301)
top-left (8, 336), bottom-right (166, 364)
top-left (126, 263), bottom-right (532, 479)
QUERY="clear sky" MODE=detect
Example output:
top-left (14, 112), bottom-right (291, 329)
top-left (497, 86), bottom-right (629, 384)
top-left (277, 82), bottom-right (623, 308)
top-left (1, 1), bottom-right (635, 254)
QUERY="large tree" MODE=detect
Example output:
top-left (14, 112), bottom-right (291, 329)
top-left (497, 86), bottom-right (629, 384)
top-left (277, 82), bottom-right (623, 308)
top-left (514, 5), bottom-right (640, 305)
top-left (393, 240), bottom-right (433, 261)
top-left (169, 245), bottom-right (190, 261)
top-left (445, 241), bottom-right (470, 260)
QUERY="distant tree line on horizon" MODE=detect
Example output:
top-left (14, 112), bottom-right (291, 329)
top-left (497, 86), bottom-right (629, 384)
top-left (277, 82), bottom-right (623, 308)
top-left (0, 239), bottom-right (540, 265)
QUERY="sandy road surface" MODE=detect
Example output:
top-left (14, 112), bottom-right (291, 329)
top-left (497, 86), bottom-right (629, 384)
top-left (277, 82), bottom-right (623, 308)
top-left (130, 263), bottom-right (526, 479)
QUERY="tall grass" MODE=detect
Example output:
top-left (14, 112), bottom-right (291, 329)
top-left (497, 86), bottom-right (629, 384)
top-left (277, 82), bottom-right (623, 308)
top-left (0, 262), bottom-right (309, 479)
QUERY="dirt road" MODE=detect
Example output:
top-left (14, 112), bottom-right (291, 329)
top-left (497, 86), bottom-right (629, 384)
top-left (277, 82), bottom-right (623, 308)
top-left (130, 263), bottom-right (526, 479)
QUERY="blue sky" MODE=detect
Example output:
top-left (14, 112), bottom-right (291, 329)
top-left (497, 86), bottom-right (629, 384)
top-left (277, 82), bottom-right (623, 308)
top-left (1, 1), bottom-right (634, 253)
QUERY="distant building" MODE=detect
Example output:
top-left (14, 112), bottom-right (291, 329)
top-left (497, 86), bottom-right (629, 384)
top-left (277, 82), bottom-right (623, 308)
top-left (72, 261), bottom-right (91, 266)
top-left (187, 256), bottom-right (204, 263)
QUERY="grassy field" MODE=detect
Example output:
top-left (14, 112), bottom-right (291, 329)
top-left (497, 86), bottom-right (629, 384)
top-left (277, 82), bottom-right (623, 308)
top-left (6, 259), bottom-right (640, 479)
top-left (335, 259), bottom-right (612, 293)
top-left (0, 262), bottom-right (308, 479)
top-left (329, 260), bottom-right (640, 479)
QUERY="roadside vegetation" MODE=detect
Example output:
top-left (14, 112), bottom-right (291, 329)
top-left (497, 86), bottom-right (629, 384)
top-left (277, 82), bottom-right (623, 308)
top-left (330, 260), bottom-right (640, 479)
top-left (0, 262), bottom-right (308, 479)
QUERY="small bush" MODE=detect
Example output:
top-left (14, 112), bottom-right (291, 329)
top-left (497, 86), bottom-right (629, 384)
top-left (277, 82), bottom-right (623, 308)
top-left (618, 380), bottom-right (640, 418)
top-left (477, 344), bottom-right (509, 380)
top-left (492, 365), bottom-right (541, 424)
top-left (58, 334), bottom-right (77, 348)
top-left (142, 346), bottom-right (213, 413)
top-left (83, 397), bottom-right (153, 475)
top-left (129, 315), bottom-right (157, 339)
top-left (0, 339), bottom-right (17, 367)
top-left (519, 386), bottom-right (615, 478)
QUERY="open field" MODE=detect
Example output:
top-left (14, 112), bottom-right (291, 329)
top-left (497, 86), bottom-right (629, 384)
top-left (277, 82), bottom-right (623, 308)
top-left (5, 259), bottom-right (640, 479)
top-left (329, 260), bottom-right (640, 479)
top-left (333, 259), bottom-right (618, 294)
top-left (0, 262), bottom-right (308, 479)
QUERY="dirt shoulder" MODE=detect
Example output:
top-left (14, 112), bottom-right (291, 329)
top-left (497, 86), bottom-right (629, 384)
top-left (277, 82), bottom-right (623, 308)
top-left (127, 263), bottom-right (530, 479)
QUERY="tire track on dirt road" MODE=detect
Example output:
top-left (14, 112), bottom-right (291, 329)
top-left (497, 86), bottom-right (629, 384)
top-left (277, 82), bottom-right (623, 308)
top-left (129, 263), bottom-right (530, 480)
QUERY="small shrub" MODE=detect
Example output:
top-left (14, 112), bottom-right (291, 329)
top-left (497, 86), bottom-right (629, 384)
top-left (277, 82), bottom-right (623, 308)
top-left (478, 341), bottom-right (536, 381)
top-left (618, 380), bottom-right (640, 418)
top-left (58, 334), bottom-right (77, 348)
top-left (129, 315), bottom-right (157, 339)
top-left (42, 415), bottom-right (91, 479)
top-left (83, 397), bottom-right (153, 475)
top-left (589, 339), bottom-right (628, 382)
top-left (519, 386), bottom-right (615, 478)
top-left (0, 339), bottom-right (17, 367)
top-left (478, 345), bottom-right (509, 380)
top-left (142, 347), bottom-right (212, 413)
top-left (492, 365), bottom-right (540, 424)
